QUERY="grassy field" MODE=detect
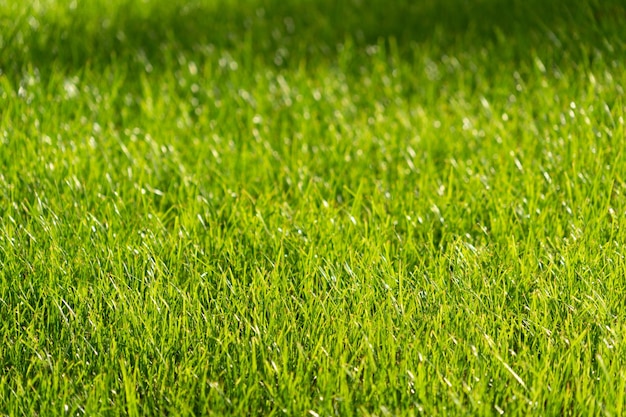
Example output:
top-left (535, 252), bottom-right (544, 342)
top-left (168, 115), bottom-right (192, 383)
top-left (1, 0), bottom-right (626, 415)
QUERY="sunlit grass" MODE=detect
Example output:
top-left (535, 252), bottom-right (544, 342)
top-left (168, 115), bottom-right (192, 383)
top-left (1, 0), bottom-right (626, 415)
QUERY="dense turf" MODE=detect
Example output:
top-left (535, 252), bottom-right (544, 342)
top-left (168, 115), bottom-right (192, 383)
top-left (1, 0), bottom-right (626, 415)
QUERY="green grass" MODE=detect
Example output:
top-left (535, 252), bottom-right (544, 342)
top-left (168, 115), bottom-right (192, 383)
top-left (1, 0), bottom-right (626, 415)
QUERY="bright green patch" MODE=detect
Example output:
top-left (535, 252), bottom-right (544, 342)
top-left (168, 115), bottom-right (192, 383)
top-left (1, 0), bottom-right (626, 415)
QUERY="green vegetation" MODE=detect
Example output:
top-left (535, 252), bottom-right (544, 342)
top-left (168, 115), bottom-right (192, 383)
top-left (1, 0), bottom-right (626, 414)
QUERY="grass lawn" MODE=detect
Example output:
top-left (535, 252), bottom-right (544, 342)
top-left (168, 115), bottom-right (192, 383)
top-left (1, 0), bottom-right (626, 415)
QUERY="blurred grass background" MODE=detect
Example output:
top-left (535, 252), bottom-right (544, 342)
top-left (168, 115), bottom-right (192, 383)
top-left (1, 0), bottom-right (624, 76)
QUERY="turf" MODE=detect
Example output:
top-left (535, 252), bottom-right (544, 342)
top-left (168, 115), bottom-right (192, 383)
top-left (1, 0), bottom-right (626, 415)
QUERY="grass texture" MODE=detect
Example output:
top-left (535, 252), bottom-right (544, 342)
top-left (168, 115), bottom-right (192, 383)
top-left (1, 0), bottom-right (626, 415)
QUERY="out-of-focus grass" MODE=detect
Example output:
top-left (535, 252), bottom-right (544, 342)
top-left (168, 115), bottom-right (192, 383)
top-left (1, 0), bottom-right (626, 415)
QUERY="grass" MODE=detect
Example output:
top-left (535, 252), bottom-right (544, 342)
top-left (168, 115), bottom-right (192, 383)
top-left (1, 0), bottom-right (626, 415)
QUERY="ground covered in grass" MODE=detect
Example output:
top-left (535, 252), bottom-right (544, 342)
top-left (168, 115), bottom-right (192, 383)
top-left (1, 0), bottom-right (626, 415)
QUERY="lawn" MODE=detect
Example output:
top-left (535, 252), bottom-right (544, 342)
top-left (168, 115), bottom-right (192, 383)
top-left (1, 0), bottom-right (626, 415)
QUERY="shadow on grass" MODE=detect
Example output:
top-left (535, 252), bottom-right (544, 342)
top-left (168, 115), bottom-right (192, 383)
top-left (1, 0), bottom-right (624, 75)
